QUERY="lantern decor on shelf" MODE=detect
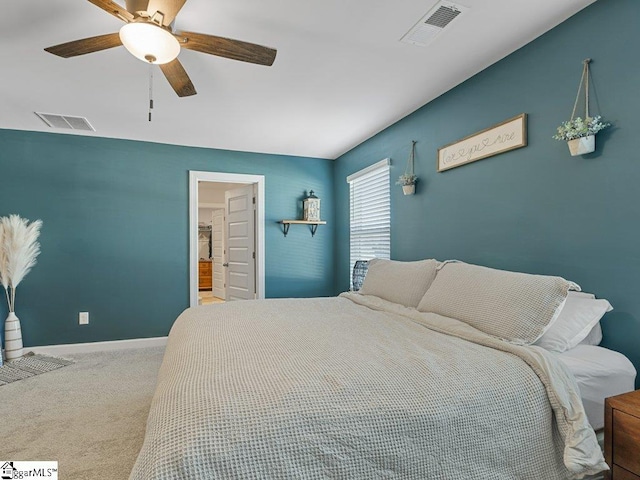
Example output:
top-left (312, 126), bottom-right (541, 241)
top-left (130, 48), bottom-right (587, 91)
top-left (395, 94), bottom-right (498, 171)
top-left (553, 59), bottom-right (610, 156)
top-left (279, 191), bottom-right (325, 237)
top-left (303, 191), bottom-right (321, 222)
top-left (396, 140), bottom-right (418, 195)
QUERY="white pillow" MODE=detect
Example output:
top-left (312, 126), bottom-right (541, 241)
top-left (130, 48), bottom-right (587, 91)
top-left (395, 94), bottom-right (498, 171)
top-left (580, 323), bottom-right (603, 346)
top-left (569, 292), bottom-right (604, 346)
top-left (359, 258), bottom-right (439, 308)
top-left (535, 291), bottom-right (612, 352)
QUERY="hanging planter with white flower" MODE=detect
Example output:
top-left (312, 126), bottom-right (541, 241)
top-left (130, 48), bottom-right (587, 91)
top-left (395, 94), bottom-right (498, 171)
top-left (396, 140), bottom-right (418, 195)
top-left (553, 59), bottom-right (610, 156)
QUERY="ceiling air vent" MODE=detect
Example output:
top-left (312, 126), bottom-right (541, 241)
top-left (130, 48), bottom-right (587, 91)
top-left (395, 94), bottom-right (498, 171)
top-left (34, 112), bottom-right (95, 132)
top-left (401, 1), bottom-right (468, 47)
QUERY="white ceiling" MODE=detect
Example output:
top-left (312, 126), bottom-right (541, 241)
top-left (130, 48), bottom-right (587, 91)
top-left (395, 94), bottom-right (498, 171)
top-left (1, 0), bottom-right (596, 159)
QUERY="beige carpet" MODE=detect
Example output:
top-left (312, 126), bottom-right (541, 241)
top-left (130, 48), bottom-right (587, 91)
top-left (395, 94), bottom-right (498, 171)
top-left (0, 346), bottom-right (164, 480)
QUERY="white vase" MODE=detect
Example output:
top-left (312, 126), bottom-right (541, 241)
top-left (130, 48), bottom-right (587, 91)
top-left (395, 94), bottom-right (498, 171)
top-left (567, 135), bottom-right (595, 156)
top-left (5, 311), bottom-right (24, 361)
top-left (402, 184), bottom-right (415, 195)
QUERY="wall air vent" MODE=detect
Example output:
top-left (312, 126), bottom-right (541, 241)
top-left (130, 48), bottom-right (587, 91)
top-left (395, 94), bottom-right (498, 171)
top-left (401, 1), bottom-right (468, 47)
top-left (34, 112), bottom-right (95, 132)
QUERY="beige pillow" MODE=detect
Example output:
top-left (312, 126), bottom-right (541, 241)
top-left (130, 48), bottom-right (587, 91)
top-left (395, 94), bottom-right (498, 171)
top-left (417, 261), bottom-right (580, 344)
top-left (359, 258), bottom-right (439, 308)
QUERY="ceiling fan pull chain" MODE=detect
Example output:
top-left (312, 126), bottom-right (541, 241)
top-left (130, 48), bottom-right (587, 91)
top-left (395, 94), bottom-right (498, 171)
top-left (148, 61), bottom-right (154, 122)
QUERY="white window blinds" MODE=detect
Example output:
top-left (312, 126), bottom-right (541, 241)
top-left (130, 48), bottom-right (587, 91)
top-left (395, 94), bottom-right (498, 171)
top-left (347, 159), bottom-right (391, 284)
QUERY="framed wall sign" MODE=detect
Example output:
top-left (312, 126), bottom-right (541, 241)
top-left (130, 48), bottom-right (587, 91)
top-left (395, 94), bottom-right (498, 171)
top-left (437, 113), bottom-right (527, 172)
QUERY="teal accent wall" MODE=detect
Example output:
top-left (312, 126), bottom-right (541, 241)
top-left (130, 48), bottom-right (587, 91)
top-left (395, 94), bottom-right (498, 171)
top-left (334, 0), bottom-right (640, 385)
top-left (0, 129), bottom-right (334, 346)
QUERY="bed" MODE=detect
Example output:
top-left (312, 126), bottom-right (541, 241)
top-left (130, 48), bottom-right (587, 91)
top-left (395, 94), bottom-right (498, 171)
top-left (131, 259), bottom-right (620, 480)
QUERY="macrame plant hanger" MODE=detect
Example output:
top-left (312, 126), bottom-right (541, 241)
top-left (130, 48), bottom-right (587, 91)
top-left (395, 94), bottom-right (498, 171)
top-left (565, 58), bottom-right (604, 156)
top-left (571, 58), bottom-right (591, 122)
top-left (400, 140), bottom-right (417, 196)
top-left (405, 140), bottom-right (416, 178)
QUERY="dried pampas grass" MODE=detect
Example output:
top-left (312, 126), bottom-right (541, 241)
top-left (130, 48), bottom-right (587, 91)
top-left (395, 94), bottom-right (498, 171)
top-left (0, 222), bottom-right (8, 309)
top-left (0, 215), bottom-right (42, 312)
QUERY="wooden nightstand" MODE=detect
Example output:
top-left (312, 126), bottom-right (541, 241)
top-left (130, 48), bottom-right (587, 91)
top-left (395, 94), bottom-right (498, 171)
top-left (605, 389), bottom-right (640, 479)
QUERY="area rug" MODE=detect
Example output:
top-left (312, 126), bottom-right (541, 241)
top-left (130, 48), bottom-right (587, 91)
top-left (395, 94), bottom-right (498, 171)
top-left (0, 353), bottom-right (73, 385)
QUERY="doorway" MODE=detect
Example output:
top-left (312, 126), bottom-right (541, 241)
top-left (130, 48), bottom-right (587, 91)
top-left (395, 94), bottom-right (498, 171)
top-left (197, 184), bottom-right (236, 305)
top-left (189, 171), bottom-right (265, 307)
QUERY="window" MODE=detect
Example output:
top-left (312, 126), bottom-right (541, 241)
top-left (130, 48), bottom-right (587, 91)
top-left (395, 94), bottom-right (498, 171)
top-left (347, 159), bottom-right (391, 285)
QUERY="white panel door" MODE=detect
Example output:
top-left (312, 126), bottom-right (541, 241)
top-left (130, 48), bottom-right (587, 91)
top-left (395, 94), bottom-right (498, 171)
top-left (224, 185), bottom-right (256, 301)
top-left (212, 208), bottom-right (225, 300)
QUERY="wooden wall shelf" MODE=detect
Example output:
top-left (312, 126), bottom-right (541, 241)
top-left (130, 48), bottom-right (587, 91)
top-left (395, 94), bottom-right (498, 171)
top-left (279, 220), bottom-right (326, 237)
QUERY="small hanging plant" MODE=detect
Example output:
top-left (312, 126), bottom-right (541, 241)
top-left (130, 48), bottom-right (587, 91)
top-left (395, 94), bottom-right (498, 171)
top-left (397, 141), bottom-right (418, 195)
top-left (396, 173), bottom-right (417, 186)
top-left (553, 116), bottom-right (610, 141)
top-left (553, 59), bottom-right (610, 156)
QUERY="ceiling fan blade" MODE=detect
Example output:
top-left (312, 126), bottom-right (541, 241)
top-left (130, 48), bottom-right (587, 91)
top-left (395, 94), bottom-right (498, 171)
top-left (159, 58), bottom-right (197, 97)
top-left (176, 31), bottom-right (277, 66)
top-left (146, 0), bottom-right (187, 26)
top-left (86, 0), bottom-right (135, 22)
top-left (45, 33), bottom-right (123, 58)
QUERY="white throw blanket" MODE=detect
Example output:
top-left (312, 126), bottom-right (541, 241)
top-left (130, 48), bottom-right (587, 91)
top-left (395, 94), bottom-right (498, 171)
top-left (130, 294), bottom-right (607, 479)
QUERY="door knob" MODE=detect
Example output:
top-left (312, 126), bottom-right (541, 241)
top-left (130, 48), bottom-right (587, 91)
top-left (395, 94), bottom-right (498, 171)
top-left (223, 263), bottom-right (229, 267)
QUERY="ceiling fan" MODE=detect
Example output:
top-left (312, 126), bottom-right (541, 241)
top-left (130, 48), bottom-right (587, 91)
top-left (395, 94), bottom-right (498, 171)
top-left (44, 0), bottom-right (277, 97)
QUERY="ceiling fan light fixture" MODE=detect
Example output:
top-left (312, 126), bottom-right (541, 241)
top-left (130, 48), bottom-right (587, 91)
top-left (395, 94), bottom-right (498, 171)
top-left (119, 22), bottom-right (180, 64)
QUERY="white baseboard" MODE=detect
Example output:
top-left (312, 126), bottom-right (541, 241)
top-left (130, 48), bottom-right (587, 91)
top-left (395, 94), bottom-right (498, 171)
top-left (27, 337), bottom-right (168, 356)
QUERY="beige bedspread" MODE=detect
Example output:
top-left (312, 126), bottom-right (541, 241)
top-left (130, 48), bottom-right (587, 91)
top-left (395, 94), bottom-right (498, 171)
top-left (130, 293), bottom-right (607, 479)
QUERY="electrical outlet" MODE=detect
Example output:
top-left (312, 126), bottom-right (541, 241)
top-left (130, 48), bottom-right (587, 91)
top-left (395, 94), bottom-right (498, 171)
top-left (79, 312), bottom-right (89, 325)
